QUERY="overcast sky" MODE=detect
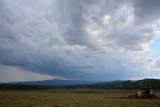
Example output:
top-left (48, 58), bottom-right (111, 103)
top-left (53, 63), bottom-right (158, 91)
top-left (0, 0), bottom-right (160, 82)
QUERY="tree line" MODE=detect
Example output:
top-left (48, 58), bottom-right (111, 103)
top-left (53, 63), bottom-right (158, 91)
top-left (0, 79), bottom-right (160, 90)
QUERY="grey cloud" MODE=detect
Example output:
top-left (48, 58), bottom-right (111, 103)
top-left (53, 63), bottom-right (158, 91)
top-left (46, 0), bottom-right (159, 52)
top-left (46, 0), bottom-right (91, 47)
top-left (0, 0), bottom-right (160, 81)
top-left (134, 0), bottom-right (160, 24)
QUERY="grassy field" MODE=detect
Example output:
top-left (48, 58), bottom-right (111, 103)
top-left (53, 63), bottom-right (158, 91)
top-left (0, 89), bottom-right (160, 107)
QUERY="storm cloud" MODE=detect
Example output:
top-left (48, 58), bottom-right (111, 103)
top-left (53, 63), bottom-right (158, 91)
top-left (0, 0), bottom-right (160, 82)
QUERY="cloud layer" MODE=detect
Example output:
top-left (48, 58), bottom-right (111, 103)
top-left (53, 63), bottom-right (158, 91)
top-left (0, 0), bottom-right (160, 82)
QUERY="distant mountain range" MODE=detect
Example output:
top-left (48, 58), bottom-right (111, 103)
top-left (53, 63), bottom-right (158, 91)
top-left (6, 79), bottom-right (95, 85)
top-left (87, 78), bottom-right (160, 90)
top-left (0, 78), bottom-right (160, 90)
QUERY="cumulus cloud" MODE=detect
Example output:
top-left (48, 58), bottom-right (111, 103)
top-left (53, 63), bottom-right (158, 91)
top-left (0, 0), bottom-right (160, 81)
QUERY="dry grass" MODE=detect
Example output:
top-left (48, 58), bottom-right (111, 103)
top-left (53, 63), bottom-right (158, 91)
top-left (0, 89), bottom-right (160, 107)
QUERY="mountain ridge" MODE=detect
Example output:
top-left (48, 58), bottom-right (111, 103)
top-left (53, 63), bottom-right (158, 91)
top-left (4, 79), bottom-right (95, 85)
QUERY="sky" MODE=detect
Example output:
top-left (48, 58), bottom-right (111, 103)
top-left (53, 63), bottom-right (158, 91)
top-left (0, 0), bottom-right (160, 82)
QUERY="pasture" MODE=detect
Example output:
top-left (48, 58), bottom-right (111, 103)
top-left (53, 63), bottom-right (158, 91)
top-left (0, 89), bottom-right (160, 107)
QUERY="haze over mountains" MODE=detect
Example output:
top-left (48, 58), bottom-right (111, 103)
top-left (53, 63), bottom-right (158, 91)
top-left (6, 79), bottom-right (95, 85)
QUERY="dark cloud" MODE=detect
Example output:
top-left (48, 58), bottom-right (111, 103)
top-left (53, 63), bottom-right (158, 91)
top-left (46, 0), bottom-right (91, 47)
top-left (0, 0), bottom-right (160, 81)
top-left (134, 0), bottom-right (160, 24)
